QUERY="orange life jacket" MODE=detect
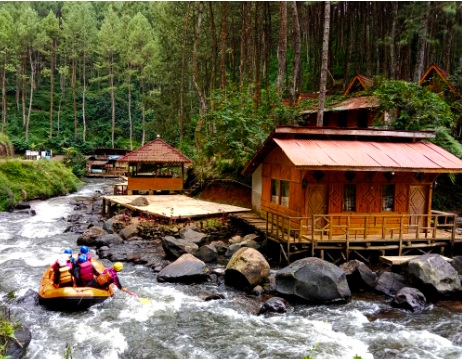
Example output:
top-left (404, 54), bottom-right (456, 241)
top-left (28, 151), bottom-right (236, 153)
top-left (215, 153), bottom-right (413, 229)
top-left (96, 271), bottom-right (112, 287)
top-left (58, 266), bottom-right (73, 286)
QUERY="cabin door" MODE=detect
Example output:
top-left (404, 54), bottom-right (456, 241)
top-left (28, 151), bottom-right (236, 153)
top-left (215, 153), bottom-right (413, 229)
top-left (409, 185), bottom-right (427, 233)
top-left (306, 184), bottom-right (328, 232)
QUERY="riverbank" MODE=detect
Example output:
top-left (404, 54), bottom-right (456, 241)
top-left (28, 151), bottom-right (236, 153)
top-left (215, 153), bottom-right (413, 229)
top-left (0, 158), bottom-right (82, 212)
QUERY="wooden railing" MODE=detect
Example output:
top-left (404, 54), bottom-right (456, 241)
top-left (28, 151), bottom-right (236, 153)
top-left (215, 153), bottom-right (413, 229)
top-left (266, 210), bottom-right (458, 261)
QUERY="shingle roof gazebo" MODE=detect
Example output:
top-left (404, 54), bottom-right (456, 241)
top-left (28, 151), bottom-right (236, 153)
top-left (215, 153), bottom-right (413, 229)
top-left (116, 136), bottom-right (193, 195)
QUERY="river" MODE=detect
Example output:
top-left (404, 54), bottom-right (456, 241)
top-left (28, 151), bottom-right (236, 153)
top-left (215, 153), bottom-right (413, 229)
top-left (0, 179), bottom-right (462, 359)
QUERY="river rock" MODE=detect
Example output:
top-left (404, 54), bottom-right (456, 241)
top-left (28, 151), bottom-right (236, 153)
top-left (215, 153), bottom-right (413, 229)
top-left (340, 260), bottom-right (377, 291)
top-left (157, 253), bottom-right (209, 284)
top-left (391, 287), bottom-right (426, 312)
top-left (180, 226), bottom-right (207, 245)
top-left (451, 256), bottom-right (462, 275)
top-left (119, 223), bottom-right (138, 240)
top-left (225, 247), bottom-right (270, 290)
top-left (257, 297), bottom-right (290, 315)
top-left (94, 233), bottom-right (124, 247)
top-left (193, 244), bottom-right (218, 263)
top-left (375, 271), bottom-right (408, 297)
top-left (162, 236), bottom-right (199, 259)
top-left (402, 254), bottom-right (461, 300)
top-left (209, 240), bottom-right (228, 255)
top-left (6, 325), bottom-right (31, 359)
top-left (129, 196), bottom-right (149, 207)
top-left (275, 257), bottom-right (351, 304)
top-left (77, 226), bottom-right (108, 246)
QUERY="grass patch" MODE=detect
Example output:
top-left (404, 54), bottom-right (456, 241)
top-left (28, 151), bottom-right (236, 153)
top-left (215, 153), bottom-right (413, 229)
top-left (0, 159), bottom-right (83, 211)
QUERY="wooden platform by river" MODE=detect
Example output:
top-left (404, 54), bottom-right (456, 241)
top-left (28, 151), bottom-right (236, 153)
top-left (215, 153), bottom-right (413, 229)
top-left (102, 194), bottom-right (251, 219)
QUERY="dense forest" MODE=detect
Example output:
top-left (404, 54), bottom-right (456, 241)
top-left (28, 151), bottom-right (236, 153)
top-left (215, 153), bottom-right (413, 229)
top-left (1, 1), bottom-right (462, 174)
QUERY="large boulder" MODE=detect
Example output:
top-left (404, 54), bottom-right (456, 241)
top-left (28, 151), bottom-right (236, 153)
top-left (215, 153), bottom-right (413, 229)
top-left (77, 226), bottom-right (108, 246)
top-left (391, 287), bottom-right (426, 313)
top-left (225, 247), bottom-right (270, 290)
top-left (340, 260), bottom-right (377, 291)
top-left (403, 254), bottom-right (461, 300)
top-left (94, 233), bottom-right (124, 247)
top-left (180, 226), bottom-right (208, 246)
top-left (6, 325), bottom-right (31, 359)
top-left (157, 253), bottom-right (209, 284)
top-left (193, 244), bottom-right (218, 263)
top-left (119, 223), bottom-right (138, 240)
top-left (375, 271), bottom-right (408, 297)
top-left (275, 257), bottom-right (351, 304)
top-left (161, 236), bottom-right (199, 259)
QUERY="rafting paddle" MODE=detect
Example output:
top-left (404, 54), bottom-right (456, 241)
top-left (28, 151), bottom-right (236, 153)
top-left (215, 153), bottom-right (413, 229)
top-left (122, 288), bottom-right (151, 304)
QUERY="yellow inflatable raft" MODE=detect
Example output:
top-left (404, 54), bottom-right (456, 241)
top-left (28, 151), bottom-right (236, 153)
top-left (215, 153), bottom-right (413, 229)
top-left (38, 258), bottom-right (114, 311)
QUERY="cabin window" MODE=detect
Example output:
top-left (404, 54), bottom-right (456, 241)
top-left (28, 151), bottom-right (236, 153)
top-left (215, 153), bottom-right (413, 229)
top-left (271, 179), bottom-right (280, 204)
top-left (281, 181), bottom-right (290, 207)
top-left (271, 179), bottom-right (290, 207)
top-left (382, 184), bottom-right (395, 211)
top-left (343, 184), bottom-right (356, 211)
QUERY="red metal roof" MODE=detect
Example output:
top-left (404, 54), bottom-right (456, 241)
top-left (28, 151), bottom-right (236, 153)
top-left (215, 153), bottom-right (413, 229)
top-left (117, 137), bottom-right (192, 164)
top-left (273, 139), bottom-right (462, 172)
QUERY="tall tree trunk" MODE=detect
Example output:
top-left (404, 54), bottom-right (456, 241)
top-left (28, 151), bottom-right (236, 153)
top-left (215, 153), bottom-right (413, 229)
top-left (82, 53), bottom-right (87, 142)
top-left (26, 49), bottom-right (35, 141)
top-left (72, 57), bottom-right (77, 140)
top-left (110, 58), bottom-right (115, 149)
top-left (277, 1), bottom-right (287, 95)
top-left (128, 73), bottom-right (133, 150)
top-left (21, 56), bottom-right (26, 128)
top-left (220, 2), bottom-right (227, 90)
top-left (192, 2), bottom-right (207, 153)
top-left (264, 2), bottom-right (271, 105)
top-left (1, 63), bottom-right (6, 131)
top-left (254, 2), bottom-right (262, 107)
top-left (179, 2), bottom-right (191, 143)
top-left (239, 2), bottom-right (249, 89)
top-left (49, 39), bottom-right (55, 138)
top-left (141, 78), bottom-right (146, 146)
top-left (291, 1), bottom-right (301, 103)
top-left (413, 1), bottom-right (431, 82)
top-left (389, 2), bottom-right (398, 79)
top-left (317, 1), bottom-right (331, 127)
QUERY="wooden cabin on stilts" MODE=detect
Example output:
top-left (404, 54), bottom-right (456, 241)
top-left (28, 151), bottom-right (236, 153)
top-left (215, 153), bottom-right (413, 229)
top-left (242, 95), bottom-right (462, 264)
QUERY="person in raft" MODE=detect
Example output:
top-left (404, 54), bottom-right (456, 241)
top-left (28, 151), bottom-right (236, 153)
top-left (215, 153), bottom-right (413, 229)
top-left (94, 262), bottom-right (130, 294)
top-left (78, 245), bottom-right (92, 261)
top-left (51, 248), bottom-right (75, 288)
top-left (73, 254), bottom-right (100, 287)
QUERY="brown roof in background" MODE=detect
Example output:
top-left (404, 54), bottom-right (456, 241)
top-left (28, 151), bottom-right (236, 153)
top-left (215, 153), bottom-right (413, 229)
top-left (420, 64), bottom-right (459, 97)
top-left (343, 75), bottom-right (373, 96)
top-left (117, 137), bottom-right (193, 164)
top-left (300, 96), bottom-right (379, 115)
top-left (273, 139), bottom-right (462, 173)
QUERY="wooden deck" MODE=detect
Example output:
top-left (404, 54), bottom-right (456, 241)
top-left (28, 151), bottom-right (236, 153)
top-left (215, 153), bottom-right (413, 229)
top-left (231, 210), bottom-right (462, 264)
top-left (102, 195), bottom-right (251, 219)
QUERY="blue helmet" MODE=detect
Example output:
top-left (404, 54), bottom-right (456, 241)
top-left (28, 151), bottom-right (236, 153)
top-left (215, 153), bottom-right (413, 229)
top-left (78, 254), bottom-right (87, 263)
top-left (64, 248), bottom-right (72, 255)
top-left (80, 246), bottom-right (89, 254)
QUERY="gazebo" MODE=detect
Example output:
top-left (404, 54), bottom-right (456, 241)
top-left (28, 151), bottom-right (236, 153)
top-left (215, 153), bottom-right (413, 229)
top-left (116, 136), bottom-right (193, 195)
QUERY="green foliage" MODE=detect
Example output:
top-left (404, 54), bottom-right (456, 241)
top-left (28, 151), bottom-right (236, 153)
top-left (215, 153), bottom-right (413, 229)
top-left (197, 86), bottom-right (297, 174)
top-left (373, 80), bottom-right (454, 131)
top-left (0, 308), bottom-right (20, 358)
top-left (0, 159), bottom-right (82, 211)
top-left (62, 147), bottom-right (87, 177)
